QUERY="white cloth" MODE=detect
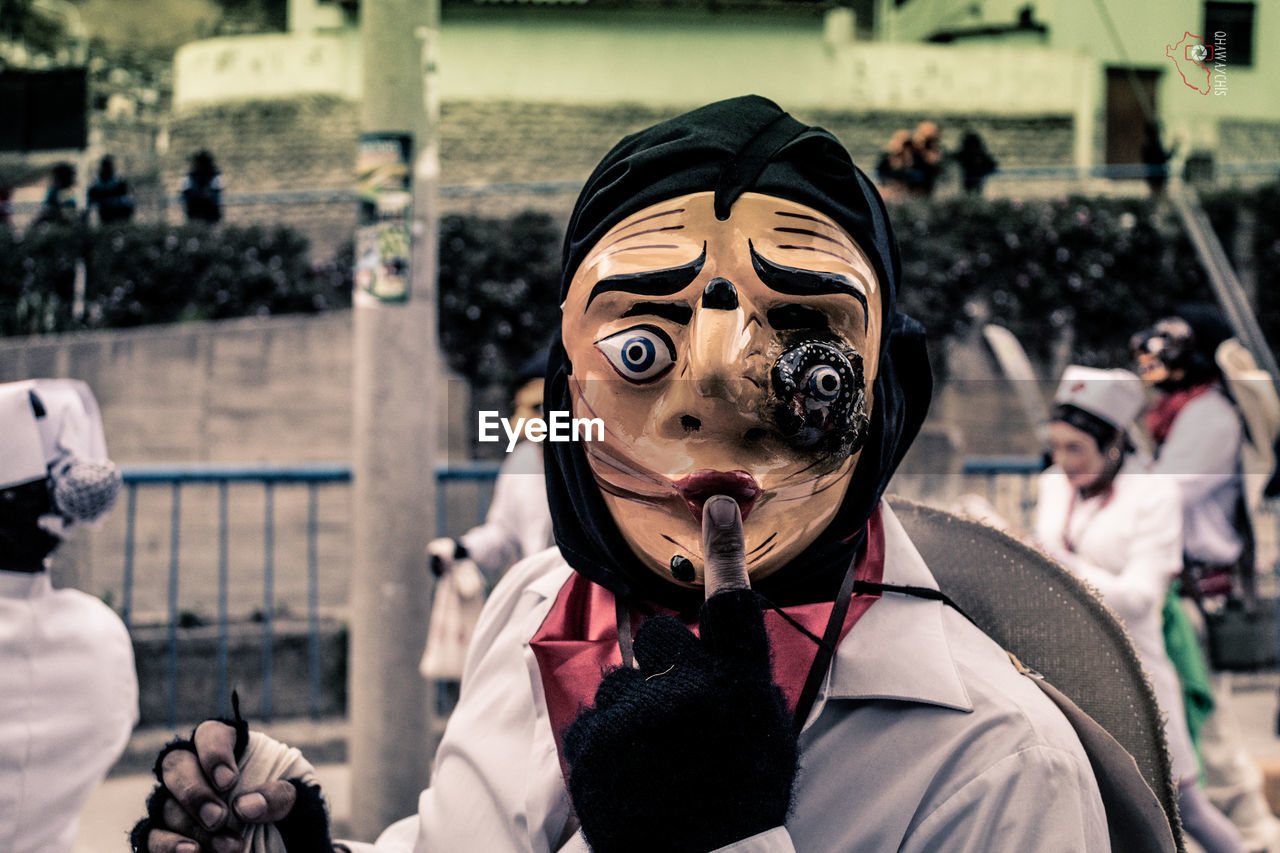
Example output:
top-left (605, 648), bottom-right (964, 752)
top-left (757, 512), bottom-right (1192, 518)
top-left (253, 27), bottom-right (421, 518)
top-left (1152, 387), bottom-right (1245, 566)
top-left (458, 441), bottom-right (553, 583)
top-left (1034, 458), bottom-right (1198, 783)
top-left (0, 569), bottom-right (139, 852)
top-left (342, 503), bottom-right (1109, 852)
top-left (229, 732), bottom-right (324, 853)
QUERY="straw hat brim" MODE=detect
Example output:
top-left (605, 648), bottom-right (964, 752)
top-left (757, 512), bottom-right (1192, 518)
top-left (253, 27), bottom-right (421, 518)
top-left (888, 496), bottom-right (1182, 850)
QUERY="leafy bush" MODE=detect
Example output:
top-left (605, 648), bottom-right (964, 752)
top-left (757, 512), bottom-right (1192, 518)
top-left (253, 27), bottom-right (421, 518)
top-left (0, 223), bottom-right (352, 336)
top-left (436, 210), bottom-right (562, 392)
top-left (5, 187), bottom-right (1277, 390)
top-left (888, 185), bottom-right (1279, 372)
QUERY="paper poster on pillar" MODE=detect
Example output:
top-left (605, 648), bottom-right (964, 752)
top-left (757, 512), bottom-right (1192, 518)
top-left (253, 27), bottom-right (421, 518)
top-left (355, 133), bottom-right (413, 303)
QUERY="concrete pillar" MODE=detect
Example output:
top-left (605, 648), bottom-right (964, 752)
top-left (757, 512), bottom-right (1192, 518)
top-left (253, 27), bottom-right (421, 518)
top-left (349, 0), bottom-right (441, 838)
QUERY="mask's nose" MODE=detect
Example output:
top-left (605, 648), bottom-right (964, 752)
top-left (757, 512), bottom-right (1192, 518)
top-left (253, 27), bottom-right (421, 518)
top-left (687, 278), bottom-right (756, 400)
top-left (664, 278), bottom-right (770, 439)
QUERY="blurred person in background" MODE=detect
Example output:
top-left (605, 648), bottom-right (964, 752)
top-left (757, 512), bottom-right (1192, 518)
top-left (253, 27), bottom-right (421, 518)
top-left (32, 162), bottom-right (77, 227)
top-left (1140, 122), bottom-right (1177, 197)
top-left (182, 150), bottom-right (225, 224)
top-left (420, 347), bottom-right (553, 713)
top-left (1034, 366), bottom-right (1246, 853)
top-left (874, 127), bottom-right (915, 200)
top-left (85, 155), bottom-right (136, 226)
top-left (908, 120), bottom-right (944, 198)
top-left (1132, 305), bottom-right (1280, 853)
top-left (954, 130), bottom-right (998, 195)
top-left (0, 379), bottom-right (138, 852)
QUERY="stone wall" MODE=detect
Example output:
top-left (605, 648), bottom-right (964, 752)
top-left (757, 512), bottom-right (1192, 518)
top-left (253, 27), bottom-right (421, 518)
top-left (154, 96), bottom-right (1076, 257)
top-left (1219, 119), bottom-right (1280, 165)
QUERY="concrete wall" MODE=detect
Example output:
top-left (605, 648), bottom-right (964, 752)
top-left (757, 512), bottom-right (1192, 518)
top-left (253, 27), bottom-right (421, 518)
top-left (0, 313), bottom-right (354, 463)
top-left (131, 619), bottom-right (348, 724)
top-left (172, 18), bottom-right (1089, 117)
top-left (0, 313), bottom-right (473, 622)
top-left (175, 33), bottom-right (362, 107)
top-left (151, 95), bottom-right (1074, 257)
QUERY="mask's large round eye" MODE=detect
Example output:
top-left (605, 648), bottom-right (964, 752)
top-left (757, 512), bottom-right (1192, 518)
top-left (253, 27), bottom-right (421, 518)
top-left (806, 365), bottom-right (842, 403)
top-left (595, 325), bottom-right (676, 383)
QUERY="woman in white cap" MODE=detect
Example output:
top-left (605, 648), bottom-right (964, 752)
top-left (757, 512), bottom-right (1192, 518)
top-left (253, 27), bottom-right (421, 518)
top-left (0, 379), bottom-right (139, 852)
top-left (1035, 366), bottom-right (1245, 853)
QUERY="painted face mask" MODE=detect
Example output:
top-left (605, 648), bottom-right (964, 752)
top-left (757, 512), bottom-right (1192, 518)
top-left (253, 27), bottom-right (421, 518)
top-left (561, 191), bottom-right (882, 585)
top-left (544, 95), bottom-right (932, 609)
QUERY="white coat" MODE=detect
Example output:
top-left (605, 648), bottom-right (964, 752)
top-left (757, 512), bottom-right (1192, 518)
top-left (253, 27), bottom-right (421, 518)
top-left (1151, 386), bottom-right (1244, 567)
top-left (1035, 457), bottom-right (1198, 782)
top-left (458, 440), bottom-right (553, 582)
top-left (345, 503), bottom-right (1109, 852)
top-left (0, 570), bottom-right (139, 852)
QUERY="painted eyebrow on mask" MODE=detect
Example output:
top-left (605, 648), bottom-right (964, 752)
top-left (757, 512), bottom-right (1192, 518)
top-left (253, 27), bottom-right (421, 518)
top-left (622, 301), bottom-right (693, 325)
top-left (748, 240), bottom-right (868, 332)
top-left (585, 244), bottom-right (707, 311)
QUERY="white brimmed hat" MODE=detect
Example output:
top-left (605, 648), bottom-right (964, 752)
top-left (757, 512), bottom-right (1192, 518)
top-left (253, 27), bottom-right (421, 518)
top-left (1052, 366), bottom-right (1145, 431)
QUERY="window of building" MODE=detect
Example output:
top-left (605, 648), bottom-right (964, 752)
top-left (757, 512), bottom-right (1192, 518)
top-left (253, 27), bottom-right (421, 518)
top-left (1203, 1), bottom-right (1255, 67)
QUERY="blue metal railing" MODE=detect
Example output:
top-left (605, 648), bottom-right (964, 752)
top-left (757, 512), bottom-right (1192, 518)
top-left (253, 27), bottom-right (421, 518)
top-left (120, 464), bottom-right (354, 725)
top-left (117, 456), bottom-right (1279, 725)
top-left (118, 462), bottom-right (504, 726)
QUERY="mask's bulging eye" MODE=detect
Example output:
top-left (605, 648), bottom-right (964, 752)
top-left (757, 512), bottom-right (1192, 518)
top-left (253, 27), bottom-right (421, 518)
top-left (771, 340), bottom-right (869, 453)
top-left (806, 365), bottom-right (842, 402)
top-left (596, 325), bottom-right (676, 383)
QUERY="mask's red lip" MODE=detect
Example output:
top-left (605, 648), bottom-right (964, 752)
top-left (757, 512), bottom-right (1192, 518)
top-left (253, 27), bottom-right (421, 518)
top-left (673, 469), bottom-right (762, 524)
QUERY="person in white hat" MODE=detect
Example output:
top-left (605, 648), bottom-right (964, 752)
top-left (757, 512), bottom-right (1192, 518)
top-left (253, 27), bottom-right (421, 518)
top-left (0, 379), bottom-right (139, 852)
top-left (1034, 366), bottom-right (1246, 853)
top-left (1132, 305), bottom-right (1280, 853)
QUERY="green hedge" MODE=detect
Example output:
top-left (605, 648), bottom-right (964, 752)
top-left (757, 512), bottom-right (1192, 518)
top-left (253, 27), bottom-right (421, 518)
top-left (0, 223), bottom-right (352, 336)
top-left (4, 187), bottom-right (1277, 391)
top-left (890, 194), bottom-right (1216, 372)
top-left (436, 210), bottom-right (562, 391)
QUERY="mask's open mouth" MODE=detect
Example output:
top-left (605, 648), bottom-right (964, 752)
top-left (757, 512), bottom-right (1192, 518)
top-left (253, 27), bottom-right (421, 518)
top-left (673, 469), bottom-right (762, 524)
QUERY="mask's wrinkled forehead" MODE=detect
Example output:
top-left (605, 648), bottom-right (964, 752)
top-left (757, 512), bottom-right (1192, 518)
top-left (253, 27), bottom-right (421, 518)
top-left (559, 95), bottom-right (900, 338)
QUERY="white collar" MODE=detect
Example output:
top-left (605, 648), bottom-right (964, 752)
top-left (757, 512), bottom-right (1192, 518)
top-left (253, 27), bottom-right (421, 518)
top-left (811, 503), bottom-right (973, 723)
top-left (525, 501), bottom-right (975, 720)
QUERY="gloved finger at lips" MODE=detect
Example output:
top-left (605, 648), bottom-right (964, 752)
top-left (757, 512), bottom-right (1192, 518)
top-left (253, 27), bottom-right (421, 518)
top-left (699, 495), bottom-right (770, 669)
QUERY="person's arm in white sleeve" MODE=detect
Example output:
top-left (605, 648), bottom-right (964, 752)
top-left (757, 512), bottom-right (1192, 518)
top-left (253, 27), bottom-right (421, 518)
top-left (1049, 485), bottom-right (1182, 623)
top-left (457, 445), bottom-right (548, 577)
top-left (1150, 395), bottom-right (1240, 505)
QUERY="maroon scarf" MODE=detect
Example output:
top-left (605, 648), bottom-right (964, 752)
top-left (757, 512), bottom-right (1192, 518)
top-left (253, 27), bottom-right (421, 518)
top-left (1145, 382), bottom-right (1214, 446)
top-left (530, 507), bottom-right (886, 777)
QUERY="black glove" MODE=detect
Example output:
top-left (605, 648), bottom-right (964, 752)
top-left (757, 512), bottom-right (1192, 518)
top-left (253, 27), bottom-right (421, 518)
top-left (130, 699), bottom-right (337, 853)
top-left (563, 588), bottom-right (798, 853)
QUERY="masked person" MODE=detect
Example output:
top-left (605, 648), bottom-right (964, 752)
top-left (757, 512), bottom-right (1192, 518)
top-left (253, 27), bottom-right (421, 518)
top-left (1033, 367), bottom-right (1245, 853)
top-left (131, 96), bottom-right (1120, 853)
top-left (1132, 306), bottom-right (1280, 853)
top-left (0, 379), bottom-right (139, 852)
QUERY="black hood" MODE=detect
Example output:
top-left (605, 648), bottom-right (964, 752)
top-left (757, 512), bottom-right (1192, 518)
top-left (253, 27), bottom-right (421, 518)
top-left (545, 95), bottom-right (932, 609)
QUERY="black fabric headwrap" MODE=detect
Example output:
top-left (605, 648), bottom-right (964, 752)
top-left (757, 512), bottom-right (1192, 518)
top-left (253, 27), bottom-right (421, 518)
top-left (545, 95), bottom-right (932, 609)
